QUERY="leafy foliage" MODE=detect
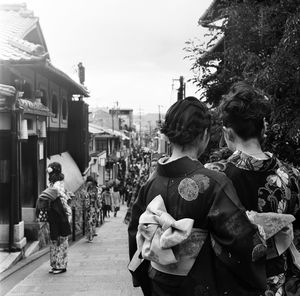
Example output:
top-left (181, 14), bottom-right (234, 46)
top-left (185, 0), bottom-right (300, 166)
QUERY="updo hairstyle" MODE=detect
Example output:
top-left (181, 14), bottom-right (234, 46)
top-left (160, 97), bottom-right (211, 146)
top-left (219, 82), bottom-right (272, 141)
top-left (48, 162), bottom-right (64, 184)
top-left (85, 176), bottom-right (98, 191)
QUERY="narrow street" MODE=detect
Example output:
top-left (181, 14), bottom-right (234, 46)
top-left (4, 205), bottom-right (142, 296)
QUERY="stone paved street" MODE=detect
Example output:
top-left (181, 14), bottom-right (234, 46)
top-left (5, 205), bottom-right (142, 296)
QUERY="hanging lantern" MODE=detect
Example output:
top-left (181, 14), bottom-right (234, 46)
top-left (39, 121), bottom-right (46, 138)
top-left (20, 119), bottom-right (28, 140)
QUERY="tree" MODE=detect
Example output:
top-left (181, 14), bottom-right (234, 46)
top-left (185, 0), bottom-right (300, 165)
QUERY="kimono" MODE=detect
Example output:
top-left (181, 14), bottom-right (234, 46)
top-left (128, 156), bottom-right (267, 296)
top-left (48, 197), bottom-right (71, 270)
top-left (51, 181), bottom-right (72, 223)
top-left (205, 151), bottom-right (300, 296)
top-left (37, 186), bottom-right (71, 271)
top-left (84, 187), bottom-right (98, 241)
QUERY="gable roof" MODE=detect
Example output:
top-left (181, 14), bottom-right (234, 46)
top-left (89, 123), bottom-right (129, 140)
top-left (0, 3), bottom-right (89, 97)
top-left (0, 3), bottom-right (48, 62)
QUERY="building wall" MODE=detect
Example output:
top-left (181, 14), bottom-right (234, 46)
top-left (68, 100), bottom-right (89, 172)
top-left (0, 131), bottom-right (11, 223)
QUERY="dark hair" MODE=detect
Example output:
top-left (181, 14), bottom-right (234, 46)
top-left (48, 162), bottom-right (64, 184)
top-left (160, 97), bottom-right (211, 145)
top-left (86, 176), bottom-right (97, 186)
top-left (219, 82), bottom-right (272, 141)
top-left (86, 176), bottom-right (94, 183)
top-left (86, 176), bottom-right (97, 190)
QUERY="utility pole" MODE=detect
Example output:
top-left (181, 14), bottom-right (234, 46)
top-left (158, 105), bottom-right (163, 127)
top-left (115, 101), bottom-right (119, 130)
top-left (111, 105), bottom-right (114, 132)
top-left (177, 76), bottom-right (185, 101)
top-left (147, 120), bottom-right (152, 135)
top-left (139, 107), bottom-right (143, 146)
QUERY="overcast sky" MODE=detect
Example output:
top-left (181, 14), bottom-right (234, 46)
top-left (9, 0), bottom-right (213, 114)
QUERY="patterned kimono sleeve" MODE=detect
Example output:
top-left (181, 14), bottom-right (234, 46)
top-left (290, 167), bottom-right (300, 250)
top-left (209, 178), bottom-right (266, 261)
top-left (128, 185), bottom-right (151, 292)
top-left (208, 178), bottom-right (267, 290)
top-left (128, 185), bottom-right (147, 261)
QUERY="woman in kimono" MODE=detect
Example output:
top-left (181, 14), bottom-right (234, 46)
top-left (36, 162), bottom-right (71, 274)
top-left (128, 97), bottom-right (267, 296)
top-left (84, 176), bottom-right (98, 242)
top-left (111, 185), bottom-right (121, 217)
top-left (206, 82), bottom-right (300, 295)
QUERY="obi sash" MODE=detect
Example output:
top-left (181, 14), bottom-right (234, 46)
top-left (246, 211), bottom-right (300, 269)
top-left (128, 195), bottom-right (208, 276)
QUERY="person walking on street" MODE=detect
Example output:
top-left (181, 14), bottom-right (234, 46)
top-left (128, 97), bottom-right (267, 296)
top-left (84, 176), bottom-right (98, 242)
top-left (36, 162), bottom-right (71, 275)
top-left (111, 185), bottom-right (121, 217)
top-left (205, 82), bottom-right (300, 295)
top-left (102, 187), bottom-right (112, 218)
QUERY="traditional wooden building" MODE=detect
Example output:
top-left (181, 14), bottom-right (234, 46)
top-left (0, 4), bottom-right (89, 250)
top-left (88, 123), bottom-right (129, 184)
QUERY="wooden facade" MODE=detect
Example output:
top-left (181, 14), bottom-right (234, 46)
top-left (0, 4), bottom-right (89, 249)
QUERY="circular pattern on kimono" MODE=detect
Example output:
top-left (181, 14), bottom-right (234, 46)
top-left (252, 243), bottom-right (267, 262)
top-left (264, 290), bottom-right (275, 296)
top-left (192, 174), bottom-right (210, 193)
top-left (178, 178), bottom-right (199, 201)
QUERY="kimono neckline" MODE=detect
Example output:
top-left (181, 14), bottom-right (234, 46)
top-left (157, 156), bottom-right (203, 178)
top-left (228, 150), bottom-right (279, 172)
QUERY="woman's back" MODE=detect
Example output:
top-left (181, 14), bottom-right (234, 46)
top-left (207, 81), bottom-right (300, 295)
top-left (129, 155), bottom-right (267, 295)
top-left (206, 151), bottom-right (300, 278)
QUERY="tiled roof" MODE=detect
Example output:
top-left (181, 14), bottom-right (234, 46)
top-left (0, 4), bottom-right (89, 96)
top-left (89, 123), bottom-right (129, 140)
top-left (18, 98), bottom-right (51, 116)
top-left (0, 83), bottom-right (16, 97)
top-left (0, 4), bottom-right (47, 62)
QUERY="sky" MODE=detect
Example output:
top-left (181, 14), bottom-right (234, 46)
top-left (5, 0), bottom-right (213, 114)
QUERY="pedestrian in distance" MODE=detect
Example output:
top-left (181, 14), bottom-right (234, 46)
top-left (205, 82), bottom-right (300, 296)
top-left (102, 186), bottom-right (112, 218)
top-left (111, 185), bottom-right (121, 217)
top-left (84, 176), bottom-right (98, 242)
top-left (36, 162), bottom-right (71, 275)
top-left (128, 97), bottom-right (267, 296)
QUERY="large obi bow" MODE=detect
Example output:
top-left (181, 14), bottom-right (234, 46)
top-left (246, 211), bottom-right (300, 269)
top-left (129, 195), bottom-right (195, 272)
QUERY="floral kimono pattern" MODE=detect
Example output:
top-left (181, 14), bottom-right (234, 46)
top-left (50, 236), bottom-right (68, 269)
top-left (85, 188), bottom-right (98, 241)
top-left (205, 150), bottom-right (300, 296)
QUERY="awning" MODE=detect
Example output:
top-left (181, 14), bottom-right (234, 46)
top-left (47, 152), bottom-right (84, 192)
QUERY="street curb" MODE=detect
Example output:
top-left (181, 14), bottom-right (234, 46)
top-left (0, 224), bottom-right (105, 283)
top-left (0, 247), bottom-right (49, 283)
